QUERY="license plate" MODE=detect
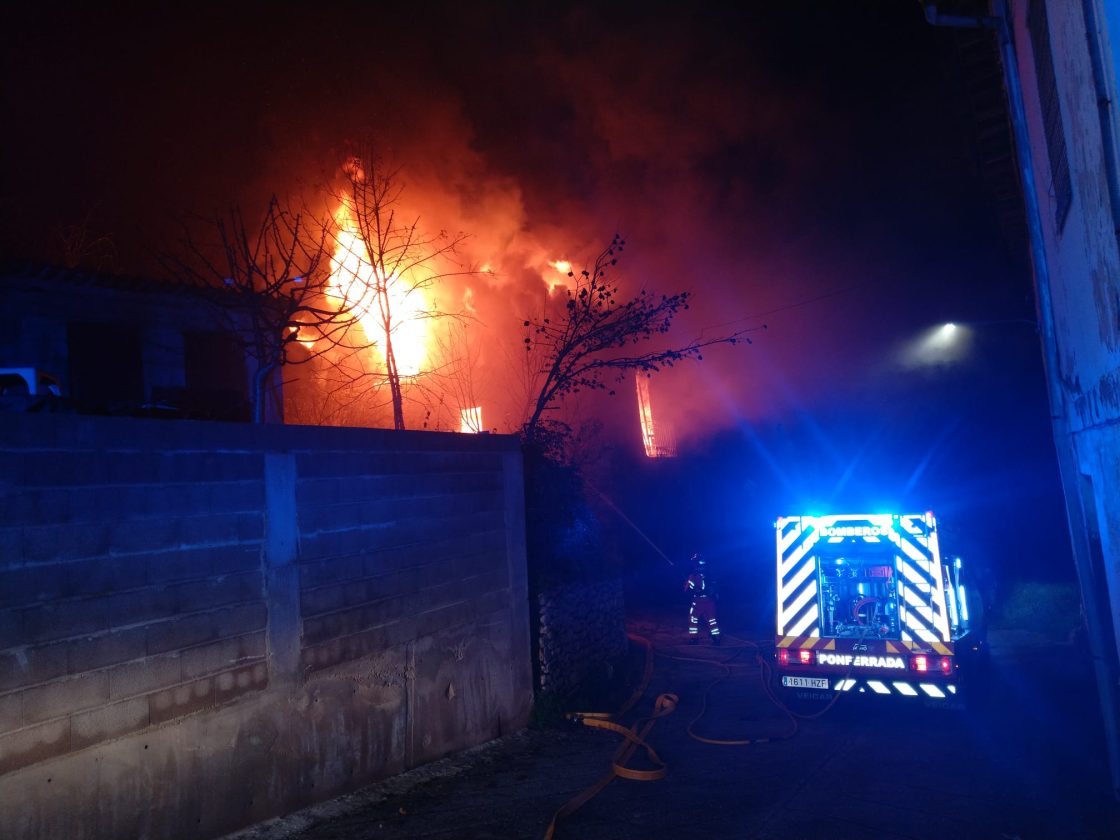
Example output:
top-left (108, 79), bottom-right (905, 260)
top-left (782, 676), bottom-right (829, 689)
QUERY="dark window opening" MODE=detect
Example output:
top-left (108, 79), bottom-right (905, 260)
top-left (1028, 0), bottom-right (1073, 230)
top-left (66, 322), bottom-right (144, 414)
top-left (173, 331), bottom-right (250, 421)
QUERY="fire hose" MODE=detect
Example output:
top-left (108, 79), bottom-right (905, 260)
top-left (539, 491), bottom-right (856, 835)
top-left (542, 626), bottom-right (860, 838)
top-left (542, 633), bottom-right (676, 840)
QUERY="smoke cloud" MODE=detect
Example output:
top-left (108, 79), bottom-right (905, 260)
top-left (1, 2), bottom-right (1016, 447)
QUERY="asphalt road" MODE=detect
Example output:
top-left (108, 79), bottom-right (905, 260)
top-left (224, 613), bottom-right (1120, 840)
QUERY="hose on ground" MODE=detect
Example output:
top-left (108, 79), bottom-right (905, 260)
top-left (543, 633), bottom-right (676, 840)
top-left (543, 626), bottom-right (850, 838)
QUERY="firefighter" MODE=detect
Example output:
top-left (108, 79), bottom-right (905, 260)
top-left (685, 552), bottom-right (720, 644)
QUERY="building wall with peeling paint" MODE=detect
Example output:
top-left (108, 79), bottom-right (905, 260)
top-left (0, 413), bottom-right (532, 840)
top-left (1011, 0), bottom-right (1120, 683)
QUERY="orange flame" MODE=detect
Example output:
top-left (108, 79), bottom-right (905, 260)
top-left (636, 373), bottom-right (676, 458)
top-left (546, 258), bottom-right (574, 294)
top-left (287, 325), bottom-right (317, 351)
top-left (460, 406), bottom-right (483, 433)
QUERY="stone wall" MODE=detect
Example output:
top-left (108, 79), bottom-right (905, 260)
top-left (537, 578), bottom-right (627, 697)
top-left (0, 413), bottom-right (532, 840)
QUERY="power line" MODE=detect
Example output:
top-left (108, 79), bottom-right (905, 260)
top-left (702, 281), bottom-right (873, 333)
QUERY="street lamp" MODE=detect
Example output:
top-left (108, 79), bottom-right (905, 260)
top-left (899, 322), bottom-right (974, 368)
top-left (898, 320), bottom-right (1039, 370)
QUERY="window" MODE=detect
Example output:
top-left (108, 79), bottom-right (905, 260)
top-left (182, 331), bottom-right (249, 420)
top-left (184, 331), bottom-right (246, 393)
top-left (66, 322), bottom-right (144, 413)
top-left (1028, 0), bottom-right (1073, 230)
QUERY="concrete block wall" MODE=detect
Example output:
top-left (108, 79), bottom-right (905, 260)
top-left (0, 413), bottom-right (532, 840)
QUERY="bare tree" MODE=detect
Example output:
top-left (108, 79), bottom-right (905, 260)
top-left (166, 196), bottom-right (372, 423)
top-left (328, 148), bottom-right (471, 430)
top-left (283, 367), bottom-right (390, 427)
top-left (416, 320), bottom-right (489, 432)
top-left (55, 208), bottom-right (118, 272)
top-left (521, 234), bottom-right (761, 443)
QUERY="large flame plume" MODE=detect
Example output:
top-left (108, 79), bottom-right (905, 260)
top-left (328, 202), bottom-right (429, 378)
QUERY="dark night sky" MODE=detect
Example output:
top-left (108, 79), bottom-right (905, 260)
top-left (1, 1), bottom-right (1070, 577)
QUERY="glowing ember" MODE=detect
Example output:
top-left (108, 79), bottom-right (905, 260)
top-left (460, 406), bottom-right (483, 433)
top-left (329, 204), bottom-right (429, 377)
top-left (549, 259), bottom-right (572, 275)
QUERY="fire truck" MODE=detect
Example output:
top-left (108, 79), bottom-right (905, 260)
top-left (773, 512), bottom-right (985, 705)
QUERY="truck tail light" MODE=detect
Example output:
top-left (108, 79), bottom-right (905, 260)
top-left (798, 649), bottom-right (813, 665)
top-left (910, 655), bottom-right (929, 672)
top-left (778, 649), bottom-right (790, 666)
top-left (939, 656), bottom-right (953, 675)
